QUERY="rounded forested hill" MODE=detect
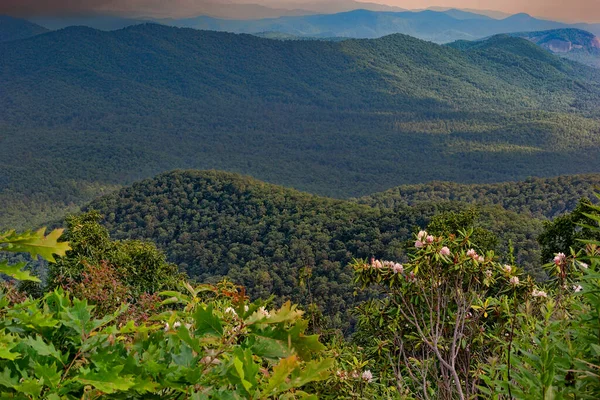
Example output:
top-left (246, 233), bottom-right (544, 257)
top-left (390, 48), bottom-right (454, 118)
top-left (358, 174), bottom-right (600, 219)
top-left (88, 170), bottom-right (545, 327)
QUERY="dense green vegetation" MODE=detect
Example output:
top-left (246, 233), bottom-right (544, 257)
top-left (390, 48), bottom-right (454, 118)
top-left (0, 228), bottom-right (332, 398)
top-left (359, 174), bottom-right (600, 219)
top-left (84, 170), bottom-right (556, 328)
top-left (4, 195), bottom-right (600, 398)
top-left (3, 24), bottom-right (600, 229)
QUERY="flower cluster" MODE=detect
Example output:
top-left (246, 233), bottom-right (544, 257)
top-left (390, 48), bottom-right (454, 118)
top-left (370, 258), bottom-right (404, 274)
top-left (554, 252), bottom-right (566, 265)
top-left (466, 249), bottom-right (485, 263)
top-left (531, 288), bottom-right (547, 298)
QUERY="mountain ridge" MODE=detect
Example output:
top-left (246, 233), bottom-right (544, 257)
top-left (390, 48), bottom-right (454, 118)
top-left (2, 23), bottom-right (600, 230)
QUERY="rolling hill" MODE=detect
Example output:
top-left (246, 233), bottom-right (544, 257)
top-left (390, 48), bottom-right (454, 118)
top-left (87, 170), bottom-right (551, 329)
top-left (2, 24), bottom-right (600, 230)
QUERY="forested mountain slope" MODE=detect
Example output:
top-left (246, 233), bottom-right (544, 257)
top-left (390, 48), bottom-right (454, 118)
top-left (3, 24), bottom-right (600, 229)
top-left (87, 170), bottom-right (553, 327)
top-left (359, 174), bottom-right (600, 219)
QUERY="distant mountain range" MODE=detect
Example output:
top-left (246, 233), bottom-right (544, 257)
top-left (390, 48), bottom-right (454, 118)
top-left (2, 23), bottom-right (600, 229)
top-left (150, 9), bottom-right (600, 42)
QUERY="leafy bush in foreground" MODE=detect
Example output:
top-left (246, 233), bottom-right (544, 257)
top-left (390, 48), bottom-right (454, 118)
top-left (0, 229), bottom-right (332, 398)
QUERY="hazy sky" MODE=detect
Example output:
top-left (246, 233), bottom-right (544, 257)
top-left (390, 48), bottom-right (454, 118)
top-left (2, 0), bottom-right (598, 23)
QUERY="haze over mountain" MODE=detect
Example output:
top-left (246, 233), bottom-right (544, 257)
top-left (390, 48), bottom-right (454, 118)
top-left (2, 23), bottom-right (600, 229)
top-left (152, 9), bottom-right (600, 42)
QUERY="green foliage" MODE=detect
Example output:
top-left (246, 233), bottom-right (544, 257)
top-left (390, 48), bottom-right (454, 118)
top-left (87, 170), bottom-right (549, 330)
top-left (538, 197), bottom-right (600, 264)
top-left (351, 229), bottom-right (531, 398)
top-left (0, 226), bottom-right (333, 398)
top-left (359, 174), bottom-right (600, 220)
top-left (47, 211), bottom-right (184, 299)
top-left (0, 228), bottom-right (70, 282)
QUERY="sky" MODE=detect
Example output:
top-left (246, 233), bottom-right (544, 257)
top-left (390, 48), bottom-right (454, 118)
top-left (1, 0), bottom-right (598, 23)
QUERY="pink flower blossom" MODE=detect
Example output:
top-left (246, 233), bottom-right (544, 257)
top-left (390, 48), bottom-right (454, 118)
top-left (392, 263), bottom-right (404, 274)
top-left (578, 261), bottom-right (589, 269)
top-left (361, 370), bottom-right (373, 383)
top-left (426, 235), bottom-right (434, 244)
top-left (467, 249), bottom-right (477, 258)
top-left (532, 289), bottom-right (547, 298)
top-left (554, 253), bottom-right (566, 265)
top-left (417, 230), bottom-right (428, 241)
top-left (485, 270), bottom-right (493, 278)
top-left (373, 260), bottom-right (383, 269)
top-left (503, 265), bottom-right (512, 274)
top-left (573, 285), bottom-right (583, 293)
top-left (415, 240), bottom-right (424, 248)
top-left (439, 246), bottom-right (451, 256)
top-left (477, 255), bottom-right (485, 263)
top-left (510, 276), bottom-right (520, 286)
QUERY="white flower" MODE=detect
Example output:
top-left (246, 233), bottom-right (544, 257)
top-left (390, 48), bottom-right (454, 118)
top-left (467, 249), bottom-right (477, 258)
top-left (373, 260), bottom-right (383, 269)
top-left (164, 322), bottom-right (170, 332)
top-left (477, 255), bottom-right (485, 263)
top-left (578, 261), bottom-right (589, 269)
top-left (392, 263), bottom-right (404, 274)
top-left (173, 321), bottom-right (182, 329)
top-left (510, 276), bottom-right (520, 286)
top-left (225, 307), bottom-right (237, 317)
top-left (485, 270), bottom-right (493, 278)
top-left (574, 285), bottom-right (583, 293)
top-left (244, 305), bottom-right (249, 312)
top-left (554, 253), bottom-right (566, 265)
top-left (417, 230), bottom-right (428, 241)
top-left (532, 289), bottom-right (547, 298)
top-left (361, 370), bottom-right (373, 383)
top-left (503, 265), bottom-right (512, 274)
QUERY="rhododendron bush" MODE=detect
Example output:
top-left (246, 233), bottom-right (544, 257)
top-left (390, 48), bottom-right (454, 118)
top-left (352, 228), bottom-right (531, 398)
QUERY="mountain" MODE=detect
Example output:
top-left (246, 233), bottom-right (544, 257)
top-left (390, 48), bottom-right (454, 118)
top-left (2, 24), bottom-right (600, 230)
top-left (159, 9), bottom-right (600, 42)
top-left (0, 15), bottom-right (49, 42)
top-left (87, 170), bottom-right (549, 328)
top-left (508, 29), bottom-right (600, 68)
top-left (426, 7), bottom-right (512, 20)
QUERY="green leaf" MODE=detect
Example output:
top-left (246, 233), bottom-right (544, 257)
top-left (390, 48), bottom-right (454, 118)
top-left (0, 228), bottom-right (70, 262)
top-left (0, 332), bottom-right (20, 361)
top-left (0, 261), bottom-right (41, 282)
top-left (193, 305), bottom-right (223, 337)
top-left (263, 356), bottom-right (299, 395)
top-left (75, 367), bottom-right (136, 394)
top-left (24, 336), bottom-right (63, 362)
top-left (0, 368), bottom-right (18, 389)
